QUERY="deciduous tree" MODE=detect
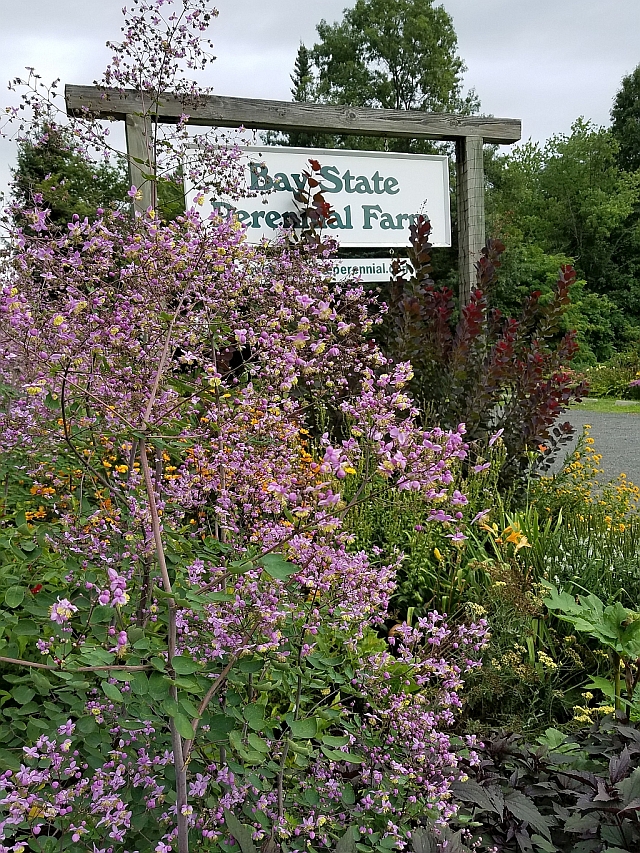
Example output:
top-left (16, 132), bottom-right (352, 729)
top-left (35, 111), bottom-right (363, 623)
top-left (611, 63), bottom-right (640, 173)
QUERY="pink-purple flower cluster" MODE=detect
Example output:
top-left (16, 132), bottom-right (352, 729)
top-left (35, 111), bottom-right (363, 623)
top-left (0, 2), bottom-right (492, 852)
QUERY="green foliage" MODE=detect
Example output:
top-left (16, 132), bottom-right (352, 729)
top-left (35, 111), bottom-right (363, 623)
top-left (282, 0), bottom-right (477, 153)
top-left (584, 350), bottom-right (640, 398)
top-left (343, 440), bottom-right (505, 617)
top-left (449, 717), bottom-right (640, 853)
top-left (311, 0), bottom-right (477, 113)
top-left (487, 243), bottom-right (624, 365)
top-left (543, 585), bottom-right (640, 717)
top-left (11, 122), bottom-right (129, 229)
top-left (291, 43), bottom-right (315, 103)
top-left (486, 120), bottom-right (640, 341)
top-left (611, 62), bottom-right (640, 173)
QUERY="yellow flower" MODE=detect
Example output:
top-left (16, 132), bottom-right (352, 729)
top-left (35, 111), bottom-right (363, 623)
top-left (538, 651), bottom-right (558, 671)
top-left (434, 548), bottom-right (444, 562)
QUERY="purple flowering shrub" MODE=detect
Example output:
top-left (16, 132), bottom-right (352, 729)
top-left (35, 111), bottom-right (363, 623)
top-left (0, 202), bottom-right (489, 853)
top-left (0, 3), bottom-right (489, 853)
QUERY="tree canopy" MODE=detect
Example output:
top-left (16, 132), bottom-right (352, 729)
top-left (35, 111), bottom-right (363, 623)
top-left (485, 120), bottom-right (640, 362)
top-left (611, 63), bottom-right (640, 173)
top-left (309, 0), bottom-right (478, 114)
top-left (281, 0), bottom-right (478, 154)
top-left (11, 122), bottom-right (129, 230)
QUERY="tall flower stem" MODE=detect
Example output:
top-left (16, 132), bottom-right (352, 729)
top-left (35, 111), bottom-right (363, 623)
top-left (140, 440), bottom-right (190, 853)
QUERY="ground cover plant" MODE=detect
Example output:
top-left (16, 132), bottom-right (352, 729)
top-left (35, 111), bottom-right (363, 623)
top-left (0, 3), bottom-right (494, 853)
top-left (583, 351), bottom-right (640, 400)
top-left (446, 715), bottom-right (640, 853)
top-left (463, 430), bottom-right (640, 733)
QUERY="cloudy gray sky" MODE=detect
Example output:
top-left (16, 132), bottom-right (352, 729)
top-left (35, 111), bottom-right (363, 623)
top-left (1, 0), bottom-right (639, 193)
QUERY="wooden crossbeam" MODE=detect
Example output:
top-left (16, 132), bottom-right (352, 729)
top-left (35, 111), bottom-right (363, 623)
top-left (65, 85), bottom-right (521, 144)
top-left (65, 83), bottom-right (521, 300)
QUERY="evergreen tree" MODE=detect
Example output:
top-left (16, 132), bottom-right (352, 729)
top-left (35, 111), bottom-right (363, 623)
top-left (284, 43), bottom-right (328, 149)
top-left (290, 43), bottom-right (314, 103)
top-left (11, 122), bottom-right (129, 231)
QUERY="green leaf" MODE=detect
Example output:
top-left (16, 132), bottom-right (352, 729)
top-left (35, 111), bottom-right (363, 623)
top-left (320, 746), bottom-right (364, 764)
top-left (76, 715), bottom-right (98, 734)
top-left (243, 704), bottom-right (267, 731)
top-left (322, 734), bottom-right (350, 748)
top-left (585, 676), bottom-right (617, 700)
top-left (335, 827), bottom-right (358, 853)
top-left (289, 717), bottom-right (318, 739)
top-left (130, 672), bottom-right (149, 696)
top-left (31, 672), bottom-right (51, 695)
top-left (536, 728), bottom-right (567, 751)
top-left (287, 738), bottom-right (312, 757)
top-left (4, 586), bottom-right (25, 608)
top-left (543, 587), bottom-right (580, 615)
top-left (110, 670), bottom-right (134, 682)
top-left (13, 620), bottom-right (39, 636)
top-left (163, 698), bottom-right (180, 718)
top-left (247, 734), bottom-right (269, 753)
top-left (0, 749), bottom-right (21, 771)
top-left (223, 809), bottom-right (259, 853)
top-left (171, 656), bottom-right (202, 675)
top-left (102, 682), bottom-right (123, 703)
top-left (239, 658), bottom-right (264, 674)
top-left (179, 697), bottom-right (200, 719)
top-left (260, 553), bottom-right (299, 580)
top-left (12, 686), bottom-right (35, 705)
top-left (173, 713), bottom-right (195, 740)
top-left (304, 788), bottom-right (320, 806)
top-left (341, 784), bottom-right (356, 806)
top-left (207, 714), bottom-right (236, 742)
top-left (194, 591), bottom-right (235, 603)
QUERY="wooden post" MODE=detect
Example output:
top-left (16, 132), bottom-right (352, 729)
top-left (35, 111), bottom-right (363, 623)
top-left (456, 135), bottom-right (485, 304)
top-left (125, 114), bottom-right (156, 214)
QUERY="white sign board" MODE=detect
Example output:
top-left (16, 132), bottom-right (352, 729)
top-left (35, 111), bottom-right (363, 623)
top-left (190, 146), bottom-right (451, 248)
top-left (332, 258), bottom-right (396, 282)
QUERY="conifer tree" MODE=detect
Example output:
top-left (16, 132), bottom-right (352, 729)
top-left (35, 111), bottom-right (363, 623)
top-left (11, 122), bottom-right (128, 231)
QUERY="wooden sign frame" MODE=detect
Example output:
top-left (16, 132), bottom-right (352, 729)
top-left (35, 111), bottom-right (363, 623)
top-left (65, 85), bottom-right (521, 302)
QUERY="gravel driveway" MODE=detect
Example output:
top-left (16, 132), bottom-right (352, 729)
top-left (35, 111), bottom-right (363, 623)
top-left (551, 410), bottom-right (640, 483)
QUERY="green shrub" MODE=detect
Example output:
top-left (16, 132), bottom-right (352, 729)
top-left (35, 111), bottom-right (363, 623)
top-left (584, 350), bottom-right (640, 398)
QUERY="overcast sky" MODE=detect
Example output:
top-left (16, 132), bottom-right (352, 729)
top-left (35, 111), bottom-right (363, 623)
top-left (1, 0), bottom-right (639, 193)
